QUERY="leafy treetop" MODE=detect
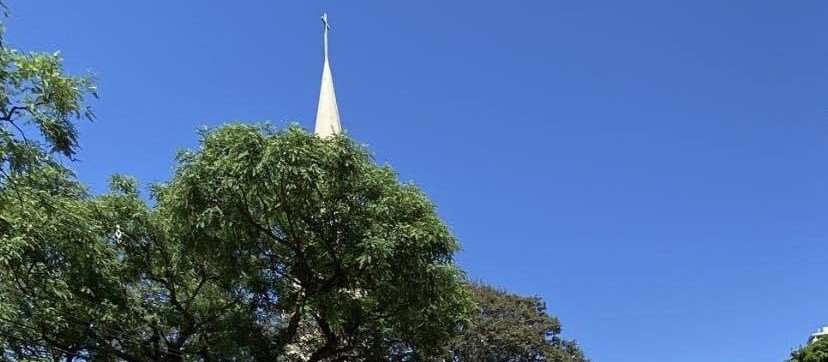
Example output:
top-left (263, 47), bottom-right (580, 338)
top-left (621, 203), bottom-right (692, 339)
top-left (450, 283), bottom-right (589, 362)
top-left (788, 338), bottom-right (828, 362)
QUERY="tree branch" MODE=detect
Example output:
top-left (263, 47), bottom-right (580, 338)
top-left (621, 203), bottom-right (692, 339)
top-left (307, 314), bottom-right (341, 362)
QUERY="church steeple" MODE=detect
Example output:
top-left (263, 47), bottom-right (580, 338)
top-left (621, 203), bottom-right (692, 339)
top-left (314, 13), bottom-right (341, 138)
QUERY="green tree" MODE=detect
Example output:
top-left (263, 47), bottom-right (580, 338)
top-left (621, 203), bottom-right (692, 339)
top-left (0, 15), bottom-right (103, 362)
top-left (0, 26), bottom-right (96, 182)
top-left (0, 168), bottom-right (129, 361)
top-left (788, 339), bottom-right (828, 362)
top-left (150, 124), bottom-right (473, 361)
top-left (450, 283), bottom-right (588, 362)
top-left (3, 121), bottom-right (474, 361)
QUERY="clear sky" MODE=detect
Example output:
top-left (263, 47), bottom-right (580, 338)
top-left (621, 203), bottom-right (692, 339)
top-left (7, 1), bottom-right (828, 361)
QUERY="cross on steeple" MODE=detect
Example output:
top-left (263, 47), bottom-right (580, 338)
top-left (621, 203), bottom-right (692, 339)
top-left (321, 12), bottom-right (331, 31)
top-left (321, 13), bottom-right (331, 60)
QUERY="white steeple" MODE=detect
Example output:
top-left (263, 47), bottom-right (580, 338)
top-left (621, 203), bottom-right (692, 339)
top-left (314, 12), bottom-right (341, 138)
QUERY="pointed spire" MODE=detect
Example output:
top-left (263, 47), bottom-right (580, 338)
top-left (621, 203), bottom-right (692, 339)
top-left (314, 12), bottom-right (341, 138)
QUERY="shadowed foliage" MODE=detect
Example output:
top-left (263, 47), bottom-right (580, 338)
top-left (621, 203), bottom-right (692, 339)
top-left (449, 283), bottom-right (589, 362)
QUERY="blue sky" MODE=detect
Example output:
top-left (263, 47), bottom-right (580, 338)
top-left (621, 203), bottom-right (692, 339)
top-left (7, 1), bottom-right (828, 361)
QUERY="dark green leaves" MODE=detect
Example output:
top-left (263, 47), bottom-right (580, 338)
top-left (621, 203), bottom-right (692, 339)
top-left (158, 124), bottom-right (474, 360)
top-left (788, 338), bottom-right (828, 362)
top-left (2, 123), bottom-right (477, 361)
top-left (450, 283), bottom-right (589, 362)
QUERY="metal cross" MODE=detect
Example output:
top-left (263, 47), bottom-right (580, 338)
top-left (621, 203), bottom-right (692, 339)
top-left (321, 13), bottom-right (331, 59)
top-left (321, 12), bottom-right (331, 32)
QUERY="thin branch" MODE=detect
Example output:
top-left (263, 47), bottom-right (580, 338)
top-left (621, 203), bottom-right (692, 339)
top-left (0, 105), bottom-right (27, 122)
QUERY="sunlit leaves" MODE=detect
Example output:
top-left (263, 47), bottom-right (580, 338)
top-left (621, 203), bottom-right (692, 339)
top-left (158, 124), bottom-right (474, 360)
top-left (0, 24), bottom-right (96, 183)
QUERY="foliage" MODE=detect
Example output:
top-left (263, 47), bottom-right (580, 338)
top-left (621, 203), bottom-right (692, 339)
top-left (2, 122), bottom-right (474, 361)
top-left (449, 283), bottom-right (588, 362)
top-left (0, 168), bottom-right (131, 361)
top-left (0, 24), bottom-right (96, 185)
top-left (789, 338), bottom-right (828, 362)
top-left (151, 124), bottom-right (473, 361)
top-left (0, 17), bottom-right (100, 361)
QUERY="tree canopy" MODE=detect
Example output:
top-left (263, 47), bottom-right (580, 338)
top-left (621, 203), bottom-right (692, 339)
top-left (0, 26), bottom-right (95, 181)
top-left (147, 124), bottom-right (474, 361)
top-left (788, 339), bottom-right (828, 362)
top-left (1, 122), bottom-right (475, 361)
top-left (0, 16), bottom-right (107, 361)
top-left (450, 283), bottom-right (588, 362)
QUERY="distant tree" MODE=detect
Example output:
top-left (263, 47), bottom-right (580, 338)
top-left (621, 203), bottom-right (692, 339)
top-left (450, 283), bottom-right (589, 362)
top-left (788, 339), bottom-right (828, 362)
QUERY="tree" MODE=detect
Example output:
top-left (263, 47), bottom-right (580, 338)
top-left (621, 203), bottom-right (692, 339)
top-left (450, 283), bottom-right (588, 362)
top-left (788, 339), bottom-right (828, 362)
top-left (149, 124), bottom-right (473, 361)
top-left (0, 24), bottom-right (96, 183)
top-left (0, 168), bottom-right (129, 361)
top-left (3, 121), bottom-right (474, 361)
top-left (0, 15), bottom-right (104, 362)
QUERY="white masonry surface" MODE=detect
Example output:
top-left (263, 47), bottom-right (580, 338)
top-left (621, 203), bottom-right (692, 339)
top-left (314, 13), bottom-right (342, 138)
